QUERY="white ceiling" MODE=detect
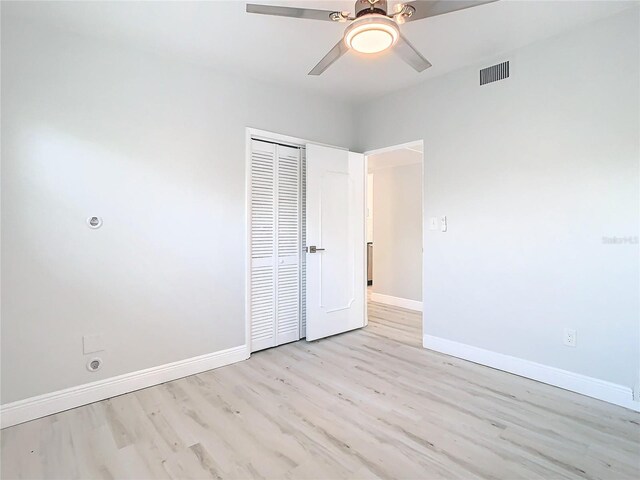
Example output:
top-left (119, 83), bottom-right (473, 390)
top-left (4, 0), bottom-right (635, 102)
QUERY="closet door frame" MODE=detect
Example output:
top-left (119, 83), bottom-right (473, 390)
top-left (245, 128), bottom-right (346, 354)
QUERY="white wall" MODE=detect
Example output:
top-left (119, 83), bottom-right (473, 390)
top-left (356, 10), bottom-right (640, 390)
top-left (0, 19), bottom-right (354, 404)
top-left (370, 162), bottom-right (423, 303)
top-left (2, 4), bottom-right (638, 411)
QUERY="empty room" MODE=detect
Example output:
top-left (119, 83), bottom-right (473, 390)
top-left (1, 1), bottom-right (639, 479)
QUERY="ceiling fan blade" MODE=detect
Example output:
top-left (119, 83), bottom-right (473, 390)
top-left (398, 0), bottom-right (498, 23)
top-left (394, 34), bottom-right (432, 72)
top-left (308, 40), bottom-right (349, 76)
top-left (246, 4), bottom-right (340, 22)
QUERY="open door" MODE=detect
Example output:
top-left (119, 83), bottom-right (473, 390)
top-left (305, 144), bottom-right (366, 341)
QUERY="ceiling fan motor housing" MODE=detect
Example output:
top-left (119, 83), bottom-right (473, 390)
top-left (355, 0), bottom-right (388, 18)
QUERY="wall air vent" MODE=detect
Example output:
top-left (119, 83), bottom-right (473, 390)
top-left (480, 61), bottom-right (509, 86)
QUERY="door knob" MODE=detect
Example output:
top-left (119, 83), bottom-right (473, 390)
top-left (307, 246), bottom-right (325, 253)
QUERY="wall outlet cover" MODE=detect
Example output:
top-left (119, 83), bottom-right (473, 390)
top-left (563, 328), bottom-right (577, 347)
top-left (83, 333), bottom-right (104, 354)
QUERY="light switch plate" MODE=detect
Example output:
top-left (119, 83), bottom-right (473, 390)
top-left (440, 216), bottom-right (447, 232)
top-left (429, 217), bottom-right (438, 231)
top-left (83, 333), bottom-right (104, 354)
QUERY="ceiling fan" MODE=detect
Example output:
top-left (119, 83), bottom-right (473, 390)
top-left (246, 0), bottom-right (497, 75)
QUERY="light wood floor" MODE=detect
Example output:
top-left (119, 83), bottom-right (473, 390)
top-left (2, 300), bottom-right (639, 479)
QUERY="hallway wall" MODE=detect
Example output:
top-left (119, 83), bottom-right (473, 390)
top-left (370, 158), bottom-right (423, 305)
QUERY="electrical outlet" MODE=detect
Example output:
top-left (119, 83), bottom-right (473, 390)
top-left (563, 328), bottom-right (576, 347)
top-left (440, 216), bottom-right (447, 232)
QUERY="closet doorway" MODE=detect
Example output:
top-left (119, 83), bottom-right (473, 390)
top-left (246, 129), bottom-right (366, 353)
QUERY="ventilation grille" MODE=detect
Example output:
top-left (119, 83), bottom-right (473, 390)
top-left (480, 61), bottom-right (509, 85)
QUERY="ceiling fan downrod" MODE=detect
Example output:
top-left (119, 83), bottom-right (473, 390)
top-left (355, 0), bottom-right (388, 18)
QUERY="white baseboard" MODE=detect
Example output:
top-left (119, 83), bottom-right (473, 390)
top-left (370, 292), bottom-right (422, 312)
top-left (1, 345), bottom-right (250, 429)
top-left (423, 335), bottom-right (639, 412)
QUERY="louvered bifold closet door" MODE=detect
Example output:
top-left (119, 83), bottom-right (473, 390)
top-left (250, 140), bottom-right (302, 353)
top-left (300, 149), bottom-right (307, 338)
top-left (276, 145), bottom-right (301, 345)
top-left (250, 140), bottom-right (277, 352)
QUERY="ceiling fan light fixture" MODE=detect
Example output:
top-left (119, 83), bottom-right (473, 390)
top-left (344, 15), bottom-right (399, 54)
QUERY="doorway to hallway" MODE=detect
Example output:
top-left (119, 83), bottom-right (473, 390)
top-left (365, 141), bottom-right (424, 342)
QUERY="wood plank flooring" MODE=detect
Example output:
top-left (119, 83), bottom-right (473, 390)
top-left (2, 300), bottom-right (639, 479)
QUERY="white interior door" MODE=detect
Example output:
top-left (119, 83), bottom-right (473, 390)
top-left (306, 144), bottom-right (366, 341)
